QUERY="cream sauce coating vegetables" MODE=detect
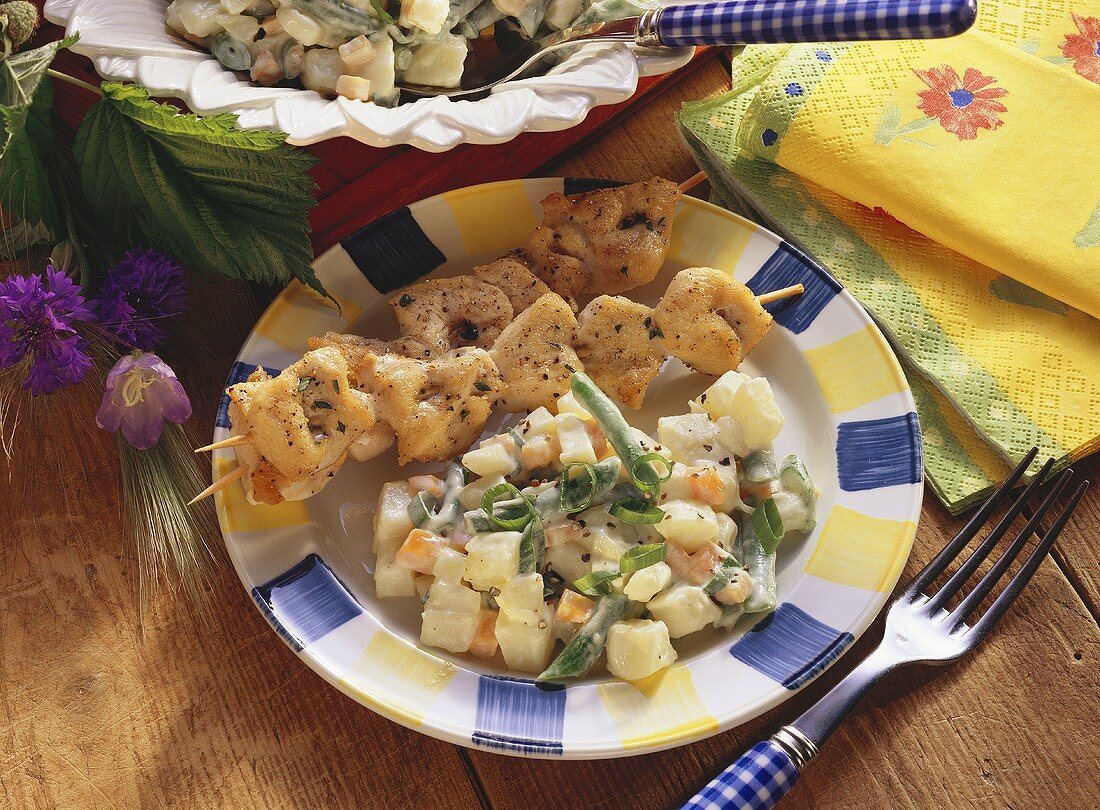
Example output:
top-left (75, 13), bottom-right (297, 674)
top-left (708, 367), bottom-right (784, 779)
top-left (373, 371), bottom-right (818, 682)
top-left (167, 0), bottom-right (660, 103)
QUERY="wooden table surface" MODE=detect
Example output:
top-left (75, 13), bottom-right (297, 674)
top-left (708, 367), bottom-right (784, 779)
top-left (3, 53), bottom-right (1098, 809)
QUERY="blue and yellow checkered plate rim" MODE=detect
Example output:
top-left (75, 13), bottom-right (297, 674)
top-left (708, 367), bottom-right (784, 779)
top-left (211, 178), bottom-right (923, 759)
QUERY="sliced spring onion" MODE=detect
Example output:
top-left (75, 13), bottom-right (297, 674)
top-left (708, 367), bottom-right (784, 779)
top-left (609, 498), bottom-right (665, 524)
top-left (560, 462), bottom-right (597, 512)
top-left (481, 482), bottom-right (535, 530)
top-left (752, 497), bottom-right (785, 555)
top-left (573, 570), bottom-right (620, 597)
top-left (703, 556), bottom-right (741, 596)
top-left (619, 542), bottom-right (668, 574)
top-left (630, 452), bottom-right (673, 494)
top-left (519, 514), bottom-right (545, 574)
top-left (407, 490), bottom-right (438, 528)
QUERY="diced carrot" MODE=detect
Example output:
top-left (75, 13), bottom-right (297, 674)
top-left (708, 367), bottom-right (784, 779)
top-left (687, 466), bottom-right (725, 506)
top-left (469, 609), bottom-right (499, 658)
top-left (408, 474), bottom-right (444, 498)
top-left (554, 590), bottom-right (596, 624)
top-left (585, 420), bottom-right (608, 457)
top-left (394, 528), bottom-right (444, 574)
top-left (740, 480), bottom-right (778, 501)
top-left (545, 521), bottom-right (581, 548)
top-left (520, 435), bottom-right (560, 470)
top-left (662, 540), bottom-right (694, 581)
top-left (687, 543), bottom-right (729, 585)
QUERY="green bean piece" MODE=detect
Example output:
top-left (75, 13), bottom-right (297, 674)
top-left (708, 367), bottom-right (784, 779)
top-left (423, 463), bottom-right (466, 534)
top-left (459, 0), bottom-right (505, 37)
top-left (738, 512), bottom-right (777, 613)
top-left (779, 454), bottom-right (818, 532)
top-left (714, 603), bottom-right (745, 630)
top-left (208, 32), bottom-right (253, 71)
top-left (444, 0), bottom-right (484, 30)
top-left (463, 508), bottom-right (495, 534)
top-left (742, 449), bottom-right (779, 484)
top-left (536, 594), bottom-right (631, 681)
top-left (407, 490), bottom-right (438, 528)
top-left (524, 457), bottom-right (621, 522)
top-left (288, 0), bottom-right (389, 35)
top-left (569, 373), bottom-right (648, 472)
top-left (518, 514), bottom-right (546, 574)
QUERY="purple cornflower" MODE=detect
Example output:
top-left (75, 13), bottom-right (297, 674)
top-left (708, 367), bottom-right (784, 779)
top-left (95, 248), bottom-right (187, 350)
top-left (0, 266), bottom-right (96, 395)
top-left (96, 352), bottom-right (192, 450)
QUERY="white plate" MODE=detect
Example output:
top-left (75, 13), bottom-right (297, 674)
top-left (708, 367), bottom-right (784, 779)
top-left (211, 178), bottom-right (923, 758)
top-left (44, 0), bottom-right (694, 151)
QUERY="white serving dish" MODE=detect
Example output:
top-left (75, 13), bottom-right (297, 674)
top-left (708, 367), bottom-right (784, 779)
top-left (44, 0), bottom-right (695, 151)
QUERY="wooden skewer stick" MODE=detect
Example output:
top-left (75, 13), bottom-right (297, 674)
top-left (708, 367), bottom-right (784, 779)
top-left (188, 465), bottom-right (248, 506)
top-left (678, 171), bottom-right (707, 194)
top-left (194, 434), bottom-right (252, 453)
top-left (756, 283), bottom-right (805, 306)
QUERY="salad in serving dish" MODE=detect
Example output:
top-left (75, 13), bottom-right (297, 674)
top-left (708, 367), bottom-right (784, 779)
top-left (165, 0), bottom-right (655, 104)
top-left (374, 370), bottom-right (817, 683)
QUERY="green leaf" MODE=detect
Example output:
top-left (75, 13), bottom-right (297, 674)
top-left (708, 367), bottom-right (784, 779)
top-left (0, 77), bottom-right (58, 238)
top-left (0, 35), bottom-right (77, 157)
top-left (73, 82), bottom-right (330, 300)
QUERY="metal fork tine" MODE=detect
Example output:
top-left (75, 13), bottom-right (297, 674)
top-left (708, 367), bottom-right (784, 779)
top-left (967, 479), bottom-right (1089, 641)
top-left (948, 469), bottom-right (1073, 627)
top-left (924, 456), bottom-right (1056, 612)
top-left (904, 447), bottom-right (1038, 599)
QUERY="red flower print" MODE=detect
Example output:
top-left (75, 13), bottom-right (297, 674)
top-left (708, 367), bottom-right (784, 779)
top-left (1061, 14), bottom-right (1100, 85)
top-left (912, 65), bottom-right (1008, 140)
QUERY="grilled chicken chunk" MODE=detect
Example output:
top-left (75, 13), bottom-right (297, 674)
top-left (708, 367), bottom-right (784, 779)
top-left (575, 295), bottom-right (668, 409)
top-left (389, 276), bottom-right (513, 356)
top-left (362, 347), bottom-right (505, 465)
top-left (653, 267), bottom-right (772, 376)
top-left (225, 347), bottom-right (378, 505)
top-left (472, 252), bottom-right (555, 314)
top-left (489, 293), bottom-right (584, 412)
top-left (307, 332), bottom-right (430, 386)
top-left (526, 178), bottom-right (679, 301)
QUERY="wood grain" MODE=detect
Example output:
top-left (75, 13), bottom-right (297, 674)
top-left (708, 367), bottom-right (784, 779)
top-left (3, 31), bottom-right (1099, 810)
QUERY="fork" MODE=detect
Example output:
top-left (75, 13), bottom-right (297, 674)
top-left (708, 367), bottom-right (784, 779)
top-left (682, 447), bottom-right (1089, 810)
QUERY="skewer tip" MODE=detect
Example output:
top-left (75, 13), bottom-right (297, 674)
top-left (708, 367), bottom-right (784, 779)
top-left (678, 171), bottom-right (707, 195)
top-left (755, 283), bottom-right (805, 306)
top-left (188, 464), bottom-right (248, 505)
top-left (194, 433), bottom-right (252, 453)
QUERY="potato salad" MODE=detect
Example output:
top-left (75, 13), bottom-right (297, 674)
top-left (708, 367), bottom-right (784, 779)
top-left (166, 0), bottom-right (657, 104)
top-left (372, 371), bottom-right (817, 682)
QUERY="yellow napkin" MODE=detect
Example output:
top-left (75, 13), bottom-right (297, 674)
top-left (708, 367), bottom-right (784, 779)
top-left (677, 1), bottom-right (1100, 512)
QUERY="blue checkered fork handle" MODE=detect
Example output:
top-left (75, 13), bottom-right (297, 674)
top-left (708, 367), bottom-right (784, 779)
top-left (652, 0), bottom-right (977, 46)
top-left (681, 741), bottom-right (800, 810)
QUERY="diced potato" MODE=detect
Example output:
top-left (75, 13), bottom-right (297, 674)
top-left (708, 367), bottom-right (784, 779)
top-left (554, 590), bottom-right (595, 624)
top-left (495, 574), bottom-right (555, 673)
top-left (404, 34), bottom-right (468, 89)
top-left (459, 473), bottom-right (504, 511)
top-left (556, 390), bottom-right (593, 421)
top-left (335, 75), bottom-right (372, 101)
top-left (339, 34), bottom-right (375, 68)
top-left (730, 377), bottom-right (784, 450)
top-left (413, 574), bottom-right (433, 600)
top-left (421, 549), bottom-right (481, 652)
top-left (647, 584), bottom-right (722, 638)
top-left (623, 561), bottom-right (672, 602)
top-left (591, 531), bottom-right (632, 574)
top-left (301, 47), bottom-right (342, 95)
top-left (373, 481), bottom-right (416, 597)
top-left (400, 0), bottom-right (449, 35)
top-left (433, 546), bottom-right (467, 583)
top-left (216, 13), bottom-right (260, 41)
top-left (463, 531), bottom-right (522, 591)
top-left (276, 6), bottom-right (323, 45)
top-left (654, 500), bottom-right (719, 552)
top-left (173, 0), bottom-right (225, 37)
top-left (462, 443), bottom-right (516, 478)
top-left (693, 371), bottom-right (749, 420)
top-left (520, 434), bottom-right (560, 470)
top-left (545, 541), bottom-right (590, 584)
top-left (606, 619), bottom-right (678, 681)
top-left (772, 490), bottom-right (810, 535)
top-left (715, 415), bottom-right (749, 458)
top-left (348, 36), bottom-right (395, 100)
top-left (715, 512), bottom-right (738, 552)
top-left (516, 407), bottom-right (557, 439)
top-left (557, 414), bottom-right (598, 465)
top-left (657, 413), bottom-right (729, 466)
top-left (544, 0), bottom-right (583, 29)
